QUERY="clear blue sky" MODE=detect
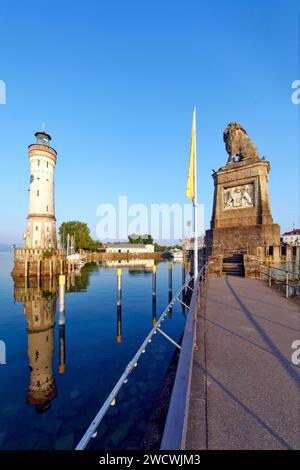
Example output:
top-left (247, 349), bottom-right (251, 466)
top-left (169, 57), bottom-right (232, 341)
top-left (0, 0), bottom-right (299, 243)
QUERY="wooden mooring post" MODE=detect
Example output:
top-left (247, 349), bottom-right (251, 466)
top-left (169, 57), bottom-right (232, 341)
top-left (59, 274), bottom-right (66, 374)
top-left (117, 268), bottom-right (122, 307)
top-left (168, 263), bottom-right (172, 295)
top-left (37, 259), bottom-right (41, 279)
top-left (152, 296), bottom-right (157, 327)
top-left (152, 265), bottom-right (156, 297)
top-left (117, 305), bottom-right (122, 344)
top-left (24, 259), bottom-right (29, 278)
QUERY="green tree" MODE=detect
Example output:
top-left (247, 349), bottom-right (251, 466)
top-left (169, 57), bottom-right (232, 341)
top-left (153, 243), bottom-right (182, 252)
top-left (59, 221), bottom-right (101, 251)
top-left (128, 233), bottom-right (154, 244)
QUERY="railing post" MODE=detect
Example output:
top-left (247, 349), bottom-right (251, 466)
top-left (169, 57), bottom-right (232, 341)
top-left (201, 264), bottom-right (206, 288)
top-left (285, 271), bottom-right (289, 298)
top-left (182, 262), bottom-right (186, 302)
top-left (259, 263), bottom-right (262, 281)
top-left (268, 266), bottom-right (272, 287)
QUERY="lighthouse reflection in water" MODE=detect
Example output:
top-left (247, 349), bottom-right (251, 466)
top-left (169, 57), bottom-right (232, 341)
top-left (1, 259), bottom-right (186, 450)
top-left (14, 275), bottom-right (66, 414)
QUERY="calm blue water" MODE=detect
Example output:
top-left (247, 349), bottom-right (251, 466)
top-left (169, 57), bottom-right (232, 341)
top-left (0, 253), bottom-right (187, 450)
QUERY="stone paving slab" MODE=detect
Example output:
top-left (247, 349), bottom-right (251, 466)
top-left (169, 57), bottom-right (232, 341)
top-left (186, 275), bottom-right (300, 450)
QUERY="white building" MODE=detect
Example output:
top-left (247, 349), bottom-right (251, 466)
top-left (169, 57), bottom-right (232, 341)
top-left (282, 229), bottom-right (300, 246)
top-left (104, 259), bottom-right (155, 268)
top-left (105, 243), bottom-right (154, 254)
top-left (25, 131), bottom-right (57, 250)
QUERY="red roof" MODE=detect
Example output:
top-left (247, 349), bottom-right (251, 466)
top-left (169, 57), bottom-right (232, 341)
top-left (282, 229), bottom-right (300, 236)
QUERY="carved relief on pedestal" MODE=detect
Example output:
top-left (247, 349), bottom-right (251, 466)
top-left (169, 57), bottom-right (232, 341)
top-left (224, 183), bottom-right (254, 210)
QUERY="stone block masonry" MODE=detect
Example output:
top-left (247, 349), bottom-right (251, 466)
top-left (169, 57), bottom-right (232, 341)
top-left (12, 248), bottom-right (66, 277)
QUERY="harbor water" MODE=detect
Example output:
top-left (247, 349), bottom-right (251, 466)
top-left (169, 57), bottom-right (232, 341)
top-left (0, 253), bottom-right (188, 450)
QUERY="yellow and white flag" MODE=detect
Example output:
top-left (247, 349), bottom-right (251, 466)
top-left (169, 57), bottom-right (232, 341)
top-left (186, 107), bottom-right (196, 203)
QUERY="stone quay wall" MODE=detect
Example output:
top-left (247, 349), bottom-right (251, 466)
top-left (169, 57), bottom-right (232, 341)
top-left (12, 248), bottom-right (66, 278)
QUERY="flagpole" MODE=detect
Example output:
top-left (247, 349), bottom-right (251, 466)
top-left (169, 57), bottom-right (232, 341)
top-left (193, 106), bottom-right (198, 280)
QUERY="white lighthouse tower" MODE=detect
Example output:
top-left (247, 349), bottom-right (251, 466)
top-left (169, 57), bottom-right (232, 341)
top-left (25, 131), bottom-right (57, 250)
top-left (12, 130), bottom-right (65, 278)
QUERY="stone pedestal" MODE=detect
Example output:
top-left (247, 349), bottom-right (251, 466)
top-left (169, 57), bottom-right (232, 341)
top-left (205, 157), bottom-right (280, 258)
top-left (206, 255), bottom-right (223, 276)
top-left (244, 255), bottom-right (260, 278)
top-left (206, 224), bottom-right (280, 257)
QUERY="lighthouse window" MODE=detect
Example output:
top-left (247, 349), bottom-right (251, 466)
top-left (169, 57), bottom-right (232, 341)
top-left (38, 160), bottom-right (40, 166)
top-left (46, 205), bottom-right (49, 212)
top-left (37, 190), bottom-right (39, 196)
top-left (47, 162), bottom-right (49, 168)
top-left (35, 226), bottom-right (38, 231)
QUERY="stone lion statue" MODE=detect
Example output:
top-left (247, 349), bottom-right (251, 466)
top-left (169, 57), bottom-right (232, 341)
top-left (223, 122), bottom-right (260, 163)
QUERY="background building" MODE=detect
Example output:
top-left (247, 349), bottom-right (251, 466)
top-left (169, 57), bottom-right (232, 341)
top-left (105, 243), bottom-right (154, 254)
top-left (282, 229), bottom-right (300, 246)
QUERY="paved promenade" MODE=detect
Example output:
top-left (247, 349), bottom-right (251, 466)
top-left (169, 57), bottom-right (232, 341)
top-left (186, 275), bottom-right (300, 450)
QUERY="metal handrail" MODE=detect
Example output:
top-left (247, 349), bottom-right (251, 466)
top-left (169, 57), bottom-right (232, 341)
top-left (75, 276), bottom-right (195, 451)
top-left (161, 263), bottom-right (207, 450)
top-left (260, 264), bottom-right (300, 276)
top-left (259, 264), bottom-right (300, 298)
